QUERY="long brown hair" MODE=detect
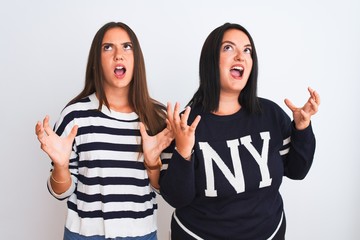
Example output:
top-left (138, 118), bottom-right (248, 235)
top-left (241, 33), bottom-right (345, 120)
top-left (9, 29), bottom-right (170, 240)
top-left (68, 22), bottom-right (166, 135)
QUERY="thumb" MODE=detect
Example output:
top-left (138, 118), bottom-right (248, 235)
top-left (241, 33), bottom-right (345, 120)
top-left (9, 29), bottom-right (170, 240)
top-left (284, 98), bottom-right (297, 112)
top-left (139, 122), bottom-right (149, 138)
top-left (68, 125), bottom-right (78, 141)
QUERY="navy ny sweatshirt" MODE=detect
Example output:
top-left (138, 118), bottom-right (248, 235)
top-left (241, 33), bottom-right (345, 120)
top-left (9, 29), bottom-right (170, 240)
top-left (160, 98), bottom-right (316, 240)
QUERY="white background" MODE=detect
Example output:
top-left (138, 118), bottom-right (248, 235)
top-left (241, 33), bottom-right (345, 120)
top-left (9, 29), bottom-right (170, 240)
top-left (1, 0), bottom-right (359, 239)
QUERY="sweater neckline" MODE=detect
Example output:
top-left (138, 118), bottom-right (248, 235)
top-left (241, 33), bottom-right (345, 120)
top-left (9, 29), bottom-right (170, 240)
top-left (205, 108), bottom-right (245, 122)
top-left (89, 93), bottom-right (139, 120)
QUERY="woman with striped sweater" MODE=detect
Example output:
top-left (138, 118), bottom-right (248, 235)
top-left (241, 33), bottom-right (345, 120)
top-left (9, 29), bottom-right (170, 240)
top-left (35, 22), bottom-right (173, 240)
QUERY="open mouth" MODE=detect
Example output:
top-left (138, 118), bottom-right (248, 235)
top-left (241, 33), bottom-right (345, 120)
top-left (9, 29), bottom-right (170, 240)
top-left (114, 66), bottom-right (126, 77)
top-left (230, 66), bottom-right (244, 78)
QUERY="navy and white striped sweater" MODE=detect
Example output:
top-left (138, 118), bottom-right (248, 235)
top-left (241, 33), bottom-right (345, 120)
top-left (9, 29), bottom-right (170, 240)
top-left (160, 98), bottom-right (316, 240)
top-left (47, 93), bottom-right (157, 238)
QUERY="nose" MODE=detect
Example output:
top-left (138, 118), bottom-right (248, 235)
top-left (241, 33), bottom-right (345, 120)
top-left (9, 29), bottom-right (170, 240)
top-left (114, 48), bottom-right (125, 61)
top-left (115, 54), bottom-right (124, 61)
top-left (234, 50), bottom-right (244, 61)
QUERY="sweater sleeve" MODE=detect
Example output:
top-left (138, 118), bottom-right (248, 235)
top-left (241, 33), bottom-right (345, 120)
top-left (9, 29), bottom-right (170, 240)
top-left (159, 150), bottom-right (197, 208)
top-left (47, 108), bottom-right (79, 200)
top-left (47, 175), bottom-right (76, 200)
top-left (282, 122), bottom-right (316, 180)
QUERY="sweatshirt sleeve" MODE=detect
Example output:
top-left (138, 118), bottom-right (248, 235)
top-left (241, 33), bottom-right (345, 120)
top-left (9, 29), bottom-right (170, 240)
top-left (282, 122), bottom-right (316, 180)
top-left (159, 149), bottom-right (197, 208)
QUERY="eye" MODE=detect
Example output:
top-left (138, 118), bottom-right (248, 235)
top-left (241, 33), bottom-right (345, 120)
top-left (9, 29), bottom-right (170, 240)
top-left (103, 44), bottom-right (113, 51)
top-left (123, 43), bottom-right (133, 51)
top-left (223, 44), bottom-right (233, 52)
top-left (244, 47), bottom-right (252, 54)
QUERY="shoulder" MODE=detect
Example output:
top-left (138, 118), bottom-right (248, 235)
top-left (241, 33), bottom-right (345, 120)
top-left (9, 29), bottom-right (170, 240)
top-left (258, 97), bottom-right (285, 114)
top-left (55, 94), bottom-right (96, 132)
top-left (258, 97), bottom-right (291, 131)
top-left (258, 97), bottom-right (279, 108)
top-left (187, 104), bottom-right (204, 122)
top-left (257, 97), bottom-right (290, 120)
top-left (61, 94), bottom-right (96, 116)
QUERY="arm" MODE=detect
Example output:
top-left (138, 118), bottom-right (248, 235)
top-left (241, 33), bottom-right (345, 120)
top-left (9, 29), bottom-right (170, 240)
top-left (283, 122), bottom-right (316, 179)
top-left (139, 104), bottom-right (174, 190)
top-left (35, 115), bottom-right (78, 195)
top-left (159, 102), bottom-right (201, 208)
top-left (283, 87), bottom-right (320, 179)
top-left (160, 149), bottom-right (197, 208)
top-left (145, 164), bottom-right (161, 190)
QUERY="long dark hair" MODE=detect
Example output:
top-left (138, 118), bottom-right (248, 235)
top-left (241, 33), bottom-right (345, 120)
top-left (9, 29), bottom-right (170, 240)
top-left (188, 22), bottom-right (260, 114)
top-left (68, 22), bottom-right (166, 135)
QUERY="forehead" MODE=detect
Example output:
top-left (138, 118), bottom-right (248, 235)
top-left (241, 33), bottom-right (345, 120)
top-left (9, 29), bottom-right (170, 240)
top-left (222, 29), bottom-right (250, 44)
top-left (102, 27), bottom-right (131, 43)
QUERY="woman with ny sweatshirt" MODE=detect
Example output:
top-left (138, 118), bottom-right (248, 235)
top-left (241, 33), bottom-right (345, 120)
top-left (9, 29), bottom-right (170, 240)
top-left (160, 22), bottom-right (321, 240)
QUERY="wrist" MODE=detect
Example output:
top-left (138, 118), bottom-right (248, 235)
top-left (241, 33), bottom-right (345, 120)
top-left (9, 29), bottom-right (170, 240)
top-left (294, 120), bottom-right (310, 131)
top-left (50, 169), bottom-right (71, 184)
top-left (175, 147), bottom-right (194, 160)
top-left (50, 172), bottom-right (71, 184)
top-left (144, 158), bottom-right (162, 170)
top-left (53, 162), bottom-right (69, 170)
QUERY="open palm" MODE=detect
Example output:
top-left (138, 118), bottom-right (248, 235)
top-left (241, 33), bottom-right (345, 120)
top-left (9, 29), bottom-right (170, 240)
top-left (35, 115), bottom-right (78, 167)
top-left (284, 87), bottom-right (321, 130)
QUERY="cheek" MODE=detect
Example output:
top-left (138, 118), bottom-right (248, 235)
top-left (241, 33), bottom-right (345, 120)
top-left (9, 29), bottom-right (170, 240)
top-left (247, 59), bottom-right (253, 73)
top-left (101, 56), bottom-right (109, 69)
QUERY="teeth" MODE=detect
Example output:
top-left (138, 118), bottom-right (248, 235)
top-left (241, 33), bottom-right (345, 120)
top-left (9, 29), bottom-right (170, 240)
top-left (231, 66), bottom-right (244, 71)
top-left (115, 66), bottom-right (124, 69)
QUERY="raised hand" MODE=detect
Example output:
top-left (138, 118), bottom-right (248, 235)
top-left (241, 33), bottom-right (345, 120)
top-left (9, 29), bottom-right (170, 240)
top-left (167, 102), bottom-right (201, 160)
top-left (284, 87), bottom-right (321, 130)
top-left (139, 116), bottom-right (174, 169)
top-left (35, 115), bottom-right (78, 167)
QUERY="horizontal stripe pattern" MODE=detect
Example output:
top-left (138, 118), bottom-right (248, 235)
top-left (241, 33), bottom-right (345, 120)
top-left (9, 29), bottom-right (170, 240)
top-left (66, 207), bottom-right (157, 238)
top-left (50, 93), bottom-right (157, 238)
top-left (279, 136), bottom-right (291, 156)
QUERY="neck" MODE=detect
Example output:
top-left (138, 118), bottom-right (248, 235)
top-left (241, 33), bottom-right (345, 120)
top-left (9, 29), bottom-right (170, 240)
top-left (100, 88), bottom-right (133, 113)
top-left (213, 93), bottom-right (241, 116)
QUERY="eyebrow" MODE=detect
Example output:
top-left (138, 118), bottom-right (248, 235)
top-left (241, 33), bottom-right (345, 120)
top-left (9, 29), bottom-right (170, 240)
top-left (221, 40), bottom-right (252, 48)
top-left (101, 41), bottom-right (133, 46)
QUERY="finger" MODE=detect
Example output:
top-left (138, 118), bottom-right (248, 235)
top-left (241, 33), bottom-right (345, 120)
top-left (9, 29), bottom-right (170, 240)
top-left (180, 106), bottom-right (191, 130)
top-left (37, 132), bottom-right (45, 143)
top-left (308, 87), bottom-right (321, 106)
top-left (167, 102), bottom-right (173, 122)
top-left (307, 87), bottom-right (316, 102)
top-left (165, 119), bottom-right (175, 139)
top-left (182, 106), bottom-right (191, 120)
top-left (173, 102), bottom-right (180, 119)
top-left (37, 132), bottom-right (46, 145)
top-left (35, 121), bottom-right (42, 135)
top-left (35, 121), bottom-right (47, 144)
top-left (41, 143), bottom-right (49, 153)
top-left (284, 98), bottom-right (297, 112)
top-left (166, 118), bottom-right (172, 131)
top-left (166, 102), bottom-right (177, 131)
top-left (313, 90), bottom-right (321, 106)
top-left (160, 127), bottom-right (170, 138)
top-left (300, 109), bottom-right (310, 121)
top-left (309, 98), bottom-right (319, 114)
top-left (165, 118), bottom-right (172, 131)
top-left (43, 115), bottom-right (53, 136)
top-left (173, 102), bottom-right (182, 128)
top-left (188, 115), bottom-right (201, 133)
top-left (307, 86), bottom-right (314, 96)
